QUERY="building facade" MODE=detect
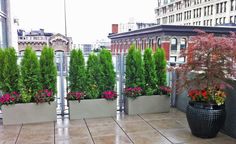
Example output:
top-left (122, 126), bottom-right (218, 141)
top-left (108, 25), bottom-right (236, 63)
top-left (0, 0), bottom-right (12, 48)
top-left (155, 0), bottom-right (236, 26)
top-left (18, 29), bottom-right (72, 54)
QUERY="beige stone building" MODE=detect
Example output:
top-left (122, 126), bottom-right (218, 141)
top-left (18, 29), bottom-right (72, 54)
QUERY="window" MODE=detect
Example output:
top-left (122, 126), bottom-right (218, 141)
top-left (176, 2), bottom-right (182, 10)
top-left (170, 56), bottom-right (177, 62)
top-left (163, 7), bottom-right (167, 14)
top-left (157, 38), bottom-right (161, 48)
top-left (36, 51), bottom-right (41, 56)
top-left (211, 5), bottom-right (213, 15)
top-left (230, 16), bottom-right (234, 23)
top-left (216, 4), bottom-right (219, 13)
top-left (224, 2), bottom-right (227, 12)
top-left (180, 38), bottom-right (187, 49)
top-left (231, 0), bottom-right (234, 11)
top-left (157, 18), bottom-right (161, 25)
top-left (169, 4), bottom-right (174, 12)
top-left (171, 38), bottom-right (177, 51)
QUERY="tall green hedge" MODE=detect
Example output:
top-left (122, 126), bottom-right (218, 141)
top-left (154, 48), bottom-right (167, 87)
top-left (143, 48), bottom-right (157, 95)
top-left (125, 45), bottom-right (144, 88)
top-left (20, 47), bottom-right (41, 103)
top-left (0, 48), bottom-right (20, 93)
top-left (0, 49), bottom-right (5, 91)
top-left (40, 46), bottom-right (57, 94)
top-left (99, 49), bottom-right (115, 92)
top-left (68, 49), bottom-right (86, 92)
top-left (86, 53), bottom-right (102, 99)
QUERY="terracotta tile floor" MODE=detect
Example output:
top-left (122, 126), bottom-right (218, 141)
top-left (0, 109), bottom-right (236, 144)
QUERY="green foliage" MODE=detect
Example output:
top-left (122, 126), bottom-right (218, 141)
top-left (40, 46), bottom-right (57, 95)
top-left (99, 49), bottom-right (115, 92)
top-left (143, 48), bottom-right (157, 95)
top-left (20, 47), bottom-right (41, 103)
top-left (68, 49), bottom-right (86, 92)
top-left (1, 48), bottom-right (20, 93)
top-left (0, 49), bottom-right (5, 90)
top-left (86, 53), bottom-right (101, 99)
top-left (125, 45), bottom-right (144, 88)
top-left (154, 48), bottom-right (167, 88)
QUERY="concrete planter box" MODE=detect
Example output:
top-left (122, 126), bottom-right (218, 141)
top-left (69, 99), bottom-right (117, 119)
top-left (2, 101), bottom-right (57, 125)
top-left (124, 95), bottom-right (170, 115)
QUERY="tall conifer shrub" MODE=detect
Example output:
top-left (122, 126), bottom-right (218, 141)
top-left (143, 48), bottom-right (157, 95)
top-left (40, 46), bottom-right (57, 95)
top-left (20, 47), bottom-right (41, 102)
top-left (99, 49), bottom-right (115, 92)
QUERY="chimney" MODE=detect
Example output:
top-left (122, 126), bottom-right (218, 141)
top-left (112, 24), bottom-right (118, 34)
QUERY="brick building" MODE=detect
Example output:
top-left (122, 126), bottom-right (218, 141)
top-left (108, 25), bottom-right (236, 62)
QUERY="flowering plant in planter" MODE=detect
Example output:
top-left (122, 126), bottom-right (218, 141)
top-left (34, 89), bottom-right (54, 104)
top-left (102, 90), bottom-right (117, 100)
top-left (159, 86), bottom-right (172, 96)
top-left (0, 92), bottom-right (20, 106)
top-left (124, 87), bottom-right (142, 98)
top-left (178, 31), bottom-right (236, 101)
top-left (177, 30), bottom-right (236, 138)
top-left (188, 87), bottom-right (226, 106)
top-left (66, 92), bottom-right (86, 102)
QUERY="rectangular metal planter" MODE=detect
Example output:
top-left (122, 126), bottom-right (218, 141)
top-left (2, 101), bottom-right (57, 125)
top-left (69, 99), bottom-right (117, 119)
top-left (124, 95), bottom-right (170, 115)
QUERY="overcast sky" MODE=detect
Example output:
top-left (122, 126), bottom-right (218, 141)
top-left (11, 0), bottom-right (156, 44)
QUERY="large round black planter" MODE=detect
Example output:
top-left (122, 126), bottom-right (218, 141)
top-left (186, 101), bottom-right (226, 138)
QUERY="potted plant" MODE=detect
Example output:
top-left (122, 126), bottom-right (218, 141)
top-left (68, 49), bottom-right (117, 119)
top-left (124, 46), bottom-right (170, 115)
top-left (178, 31), bottom-right (236, 138)
top-left (1, 47), bottom-right (57, 125)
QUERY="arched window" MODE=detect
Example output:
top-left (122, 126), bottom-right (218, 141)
top-left (19, 50), bottom-right (25, 56)
top-left (171, 38), bottom-right (177, 50)
top-left (180, 38), bottom-right (187, 49)
top-left (36, 50), bottom-right (41, 56)
top-left (157, 38), bottom-right (161, 48)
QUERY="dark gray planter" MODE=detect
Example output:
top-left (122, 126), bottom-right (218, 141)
top-left (69, 99), bottom-right (117, 119)
top-left (124, 95), bottom-right (170, 115)
top-left (175, 81), bottom-right (236, 138)
top-left (2, 101), bottom-right (57, 125)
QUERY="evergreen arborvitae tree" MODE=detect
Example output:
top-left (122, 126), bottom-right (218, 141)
top-left (0, 49), bottom-right (5, 91)
top-left (40, 46), bottom-right (57, 95)
top-left (99, 49), bottom-right (115, 92)
top-left (125, 45), bottom-right (144, 88)
top-left (1, 48), bottom-right (20, 93)
top-left (143, 48), bottom-right (157, 95)
top-left (20, 47), bottom-right (41, 102)
top-left (86, 53), bottom-right (102, 99)
top-left (154, 48), bottom-right (167, 88)
top-left (134, 48), bottom-right (145, 88)
top-left (68, 49), bottom-right (86, 92)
